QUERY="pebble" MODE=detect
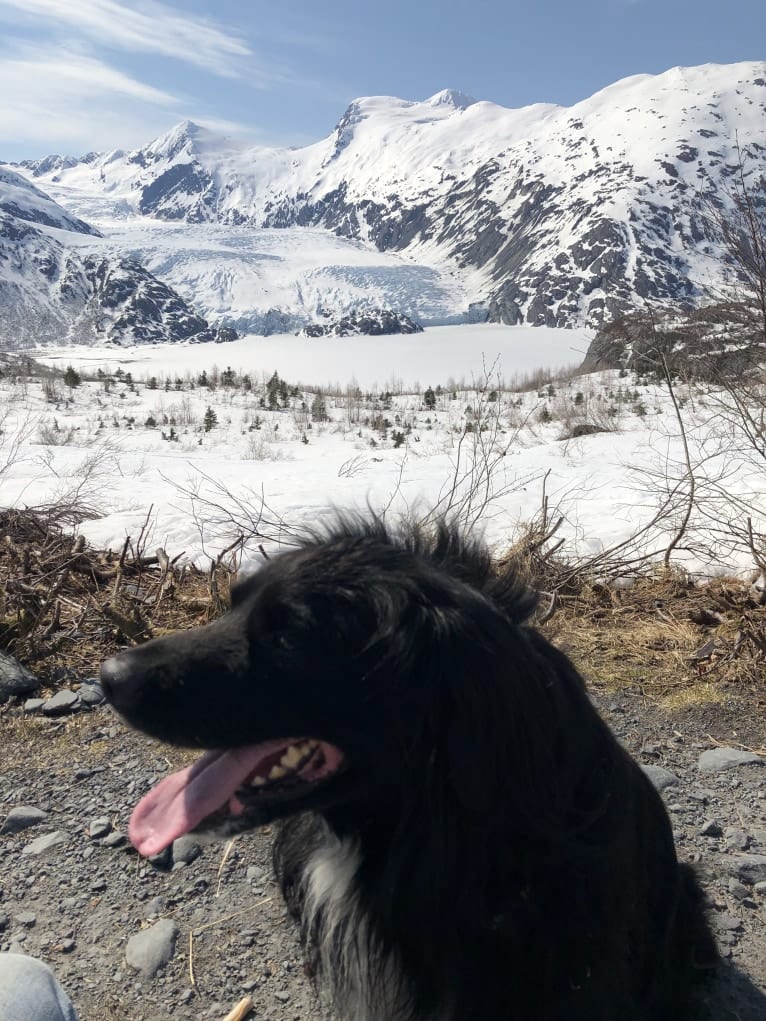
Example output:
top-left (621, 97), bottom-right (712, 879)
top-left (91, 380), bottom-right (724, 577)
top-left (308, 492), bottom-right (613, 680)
top-left (730, 854), bottom-right (766, 885)
top-left (102, 831), bottom-right (126, 848)
top-left (148, 848), bottom-right (171, 869)
top-left (0, 653), bottom-right (40, 702)
top-left (0, 806), bottom-right (49, 835)
top-left (698, 747), bottom-right (764, 772)
top-left (125, 919), bottom-right (179, 978)
top-left (21, 831), bottom-right (70, 856)
top-left (88, 817), bottom-right (112, 839)
top-left (700, 819), bottom-right (723, 837)
top-left (79, 679), bottom-right (106, 706)
top-left (641, 764), bottom-right (680, 791)
top-left (41, 689), bottom-right (82, 716)
top-left (172, 836), bottom-right (201, 866)
top-left (729, 878), bottom-right (751, 900)
top-left (725, 827), bottom-right (751, 851)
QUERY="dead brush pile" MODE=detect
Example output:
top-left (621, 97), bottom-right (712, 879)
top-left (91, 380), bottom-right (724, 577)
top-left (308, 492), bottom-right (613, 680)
top-left (537, 569), bottom-right (766, 708)
top-left (2, 501), bottom-right (766, 707)
top-left (0, 507), bottom-right (236, 686)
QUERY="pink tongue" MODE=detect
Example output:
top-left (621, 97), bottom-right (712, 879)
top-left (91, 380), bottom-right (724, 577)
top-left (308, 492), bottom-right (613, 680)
top-left (129, 744), bottom-right (280, 856)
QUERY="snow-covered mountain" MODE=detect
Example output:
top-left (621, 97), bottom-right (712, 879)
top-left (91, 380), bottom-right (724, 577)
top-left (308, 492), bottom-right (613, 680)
top-left (0, 168), bottom-right (233, 348)
top-left (6, 61), bottom-right (766, 341)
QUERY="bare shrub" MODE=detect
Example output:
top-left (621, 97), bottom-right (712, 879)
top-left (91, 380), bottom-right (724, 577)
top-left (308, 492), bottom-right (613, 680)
top-left (241, 436), bottom-right (289, 462)
top-left (37, 421), bottom-right (75, 446)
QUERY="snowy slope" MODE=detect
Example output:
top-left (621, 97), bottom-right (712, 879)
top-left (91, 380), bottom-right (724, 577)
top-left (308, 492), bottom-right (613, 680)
top-left (15, 62), bottom-right (766, 329)
top-left (0, 169), bottom-right (230, 348)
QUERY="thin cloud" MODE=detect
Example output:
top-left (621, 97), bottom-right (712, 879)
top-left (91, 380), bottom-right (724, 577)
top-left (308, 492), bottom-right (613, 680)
top-left (0, 46), bottom-right (182, 150)
top-left (0, 45), bottom-right (263, 155)
top-left (0, 0), bottom-right (253, 79)
top-left (1, 47), bottom-right (179, 105)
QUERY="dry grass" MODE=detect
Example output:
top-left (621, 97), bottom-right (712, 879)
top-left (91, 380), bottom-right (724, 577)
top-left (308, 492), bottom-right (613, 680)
top-left (539, 569), bottom-right (766, 707)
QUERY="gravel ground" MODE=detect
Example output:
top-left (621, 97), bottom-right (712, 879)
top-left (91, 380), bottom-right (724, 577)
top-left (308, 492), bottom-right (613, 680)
top-left (1, 688), bottom-right (766, 1021)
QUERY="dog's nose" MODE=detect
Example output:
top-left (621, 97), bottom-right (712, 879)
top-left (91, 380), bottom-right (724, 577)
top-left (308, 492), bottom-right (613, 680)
top-left (100, 653), bottom-right (136, 709)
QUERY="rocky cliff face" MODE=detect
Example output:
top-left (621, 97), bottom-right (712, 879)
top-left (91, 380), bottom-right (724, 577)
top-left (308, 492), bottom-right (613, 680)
top-left (299, 308), bottom-right (423, 337)
top-left (0, 168), bottom-right (234, 348)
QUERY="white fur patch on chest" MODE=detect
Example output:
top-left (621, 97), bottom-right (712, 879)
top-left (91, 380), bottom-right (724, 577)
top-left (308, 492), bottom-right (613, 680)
top-left (301, 828), bottom-right (411, 1021)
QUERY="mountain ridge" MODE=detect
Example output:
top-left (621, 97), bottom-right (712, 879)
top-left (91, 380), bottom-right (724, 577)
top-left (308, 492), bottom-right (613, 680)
top-left (4, 60), bottom-right (766, 341)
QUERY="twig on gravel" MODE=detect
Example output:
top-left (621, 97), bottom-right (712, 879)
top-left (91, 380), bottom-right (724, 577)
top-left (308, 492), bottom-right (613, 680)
top-left (706, 734), bottom-right (766, 755)
top-left (222, 996), bottom-right (254, 1021)
top-left (188, 897), bottom-right (273, 987)
top-left (215, 838), bottom-right (237, 898)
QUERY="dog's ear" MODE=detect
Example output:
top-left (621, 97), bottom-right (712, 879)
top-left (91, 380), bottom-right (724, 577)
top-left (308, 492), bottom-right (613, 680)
top-left (415, 599), bottom-right (565, 833)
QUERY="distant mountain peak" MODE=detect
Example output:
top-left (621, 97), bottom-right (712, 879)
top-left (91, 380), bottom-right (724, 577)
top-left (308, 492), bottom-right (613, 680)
top-left (146, 119), bottom-right (208, 161)
top-left (425, 89), bottom-right (478, 110)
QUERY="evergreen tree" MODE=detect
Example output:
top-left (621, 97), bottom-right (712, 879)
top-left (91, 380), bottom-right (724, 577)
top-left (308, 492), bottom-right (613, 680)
top-left (423, 386), bottom-right (436, 411)
top-left (63, 365), bottom-right (81, 389)
top-left (311, 391), bottom-right (328, 422)
top-left (203, 406), bottom-right (218, 432)
top-left (266, 371), bottom-right (281, 410)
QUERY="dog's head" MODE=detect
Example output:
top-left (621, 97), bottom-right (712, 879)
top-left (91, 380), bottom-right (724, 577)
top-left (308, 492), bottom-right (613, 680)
top-left (102, 519), bottom-right (542, 856)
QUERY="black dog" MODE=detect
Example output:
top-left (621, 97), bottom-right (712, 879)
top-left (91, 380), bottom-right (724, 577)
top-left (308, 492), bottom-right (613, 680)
top-left (102, 517), bottom-right (717, 1021)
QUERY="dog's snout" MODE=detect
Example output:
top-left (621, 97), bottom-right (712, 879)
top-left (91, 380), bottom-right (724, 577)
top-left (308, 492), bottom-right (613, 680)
top-left (100, 653), bottom-right (137, 709)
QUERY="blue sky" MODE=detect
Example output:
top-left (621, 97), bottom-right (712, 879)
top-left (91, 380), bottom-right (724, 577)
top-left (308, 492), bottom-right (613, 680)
top-left (0, 0), bottom-right (764, 161)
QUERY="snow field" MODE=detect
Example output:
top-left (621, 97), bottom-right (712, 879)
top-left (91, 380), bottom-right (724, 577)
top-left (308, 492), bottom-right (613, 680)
top-left (3, 337), bottom-right (766, 580)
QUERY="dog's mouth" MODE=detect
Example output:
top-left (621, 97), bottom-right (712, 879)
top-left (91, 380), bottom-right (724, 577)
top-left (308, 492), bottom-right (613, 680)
top-left (128, 738), bottom-right (344, 857)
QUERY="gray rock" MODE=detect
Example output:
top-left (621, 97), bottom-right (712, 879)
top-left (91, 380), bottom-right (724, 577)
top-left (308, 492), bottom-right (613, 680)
top-left (728, 878), bottom-right (751, 900)
top-left (147, 847), bottom-right (171, 869)
top-left (729, 854), bottom-right (766, 885)
top-left (641, 765), bottom-right (680, 791)
top-left (14, 912), bottom-right (36, 928)
top-left (700, 819), bottom-right (723, 837)
top-left (0, 913), bottom-right (8, 932)
top-left (101, 831), bottom-right (126, 848)
top-left (713, 913), bottom-right (743, 932)
top-left (21, 831), bottom-right (70, 856)
top-left (0, 653), bottom-right (40, 703)
top-left (79, 680), bottom-right (105, 706)
top-left (23, 699), bottom-right (45, 713)
top-left (125, 918), bottom-right (179, 978)
top-left (145, 897), bottom-right (165, 918)
top-left (725, 827), bottom-right (751, 851)
top-left (0, 806), bottom-right (48, 835)
top-left (171, 836), bottom-right (201, 866)
top-left (41, 689), bottom-right (81, 716)
top-left (698, 747), bottom-right (764, 772)
top-left (88, 817), bottom-right (112, 839)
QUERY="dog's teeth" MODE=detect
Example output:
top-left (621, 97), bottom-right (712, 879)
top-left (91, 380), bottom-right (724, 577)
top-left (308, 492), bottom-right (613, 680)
top-left (269, 765), bottom-right (288, 780)
top-left (251, 775), bottom-right (267, 786)
top-left (281, 745), bottom-right (304, 769)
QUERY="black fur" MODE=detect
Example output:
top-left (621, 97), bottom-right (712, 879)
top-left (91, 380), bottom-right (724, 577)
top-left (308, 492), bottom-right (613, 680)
top-left (102, 516), bottom-right (718, 1021)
